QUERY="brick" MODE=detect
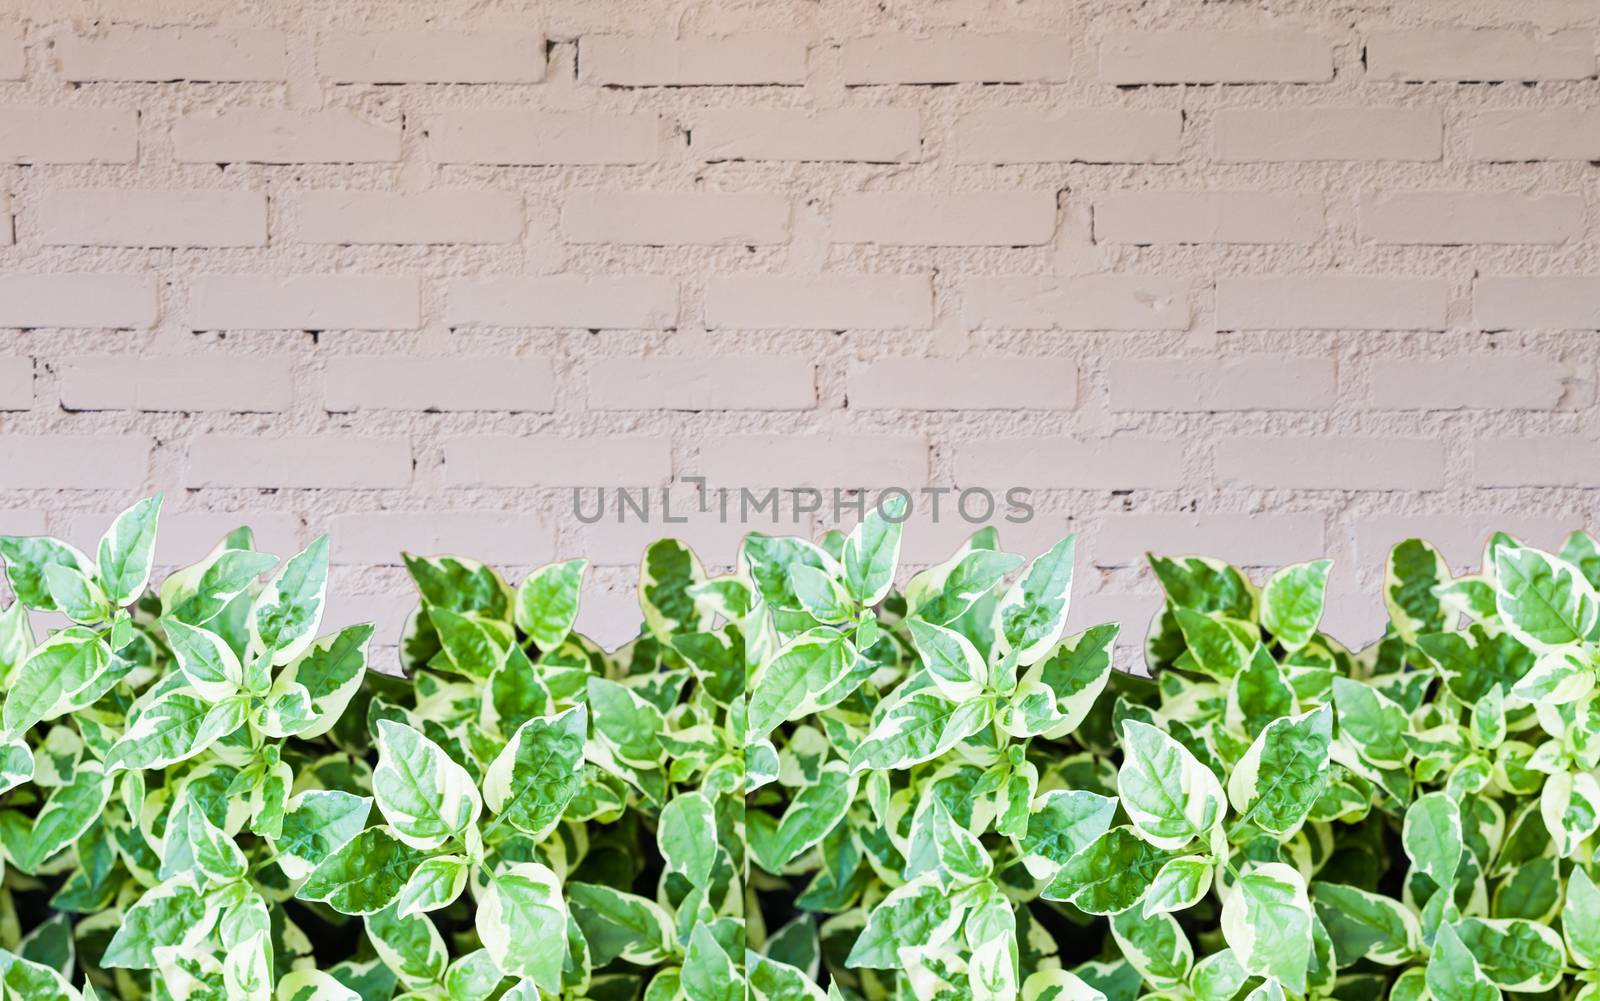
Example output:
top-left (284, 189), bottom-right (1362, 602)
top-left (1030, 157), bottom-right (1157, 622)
top-left (429, 111), bottom-right (658, 165)
top-left (320, 592), bottom-right (415, 644)
top-left (561, 192), bottom-right (789, 245)
top-left (0, 274), bottom-right (157, 328)
top-left (0, 26), bottom-right (22, 79)
top-left (705, 274), bottom-right (932, 330)
top-left (1366, 28), bottom-right (1595, 82)
top-left (1094, 513), bottom-right (1327, 567)
top-left (1316, 589), bottom-right (1387, 648)
top-left (580, 33), bottom-right (808, 86)
top-left (1358, 191), bottom-right (1582, 245)
top-left (963, 276), bottom-right (1189, 331)
top-left (318, 30), bottom-right (544, 83)
top-left (1474, 277), bottom-right (1600, 330)
top-left (174, 110), bottom-right (400, 163)
top-left (444, 437), bottom-right (672, 488)
top-left (1474, 439), bottom-right (1600, 487)
top-left (894, 511), bottom-right (1077, 566)
top-left (1094, 190), bottom-right (1324, 244)
top-left (841, 32), bottom-right (1071, 84)
top-left (1215, 108), bottom-right (1441, 161)
top-left (574, 579), bottom-right (645, 649)
top-left (0, 511), bottom-right (47, 537)
top-left (38, 189), bottom-right (267, 247)
top-left (955, 438), bottom-right (1185, 489)
top-left (1100, 30), bottom-right (1333, 83)
top-left (574, 501), bottom-right (797, 568)
top-left (1469, 110), bottom-right (1600, 161)
top-left (1108, 356), bottom-right (1337, 411)
top-left (448, 276), bottom-right (678, 329)
top-left (70, 510), bottom-right (301, 566)
top-left (1216, 276), bottom-right (1448, 331)
top-left (58, 355), bottom-right (293, 411)
top-left (831, 191), bottom-right (1056, 246)
top-left (295, 190), bottom-right (524, 245)
top-left (0, 435), bottom-right (150, 489)
top-left (1215, 437), bottom-right (1444, 490)
top-left (0, 356), bottom-right (31, 409)
top-left (1369, 356), bottom-right (1590, 410)
top-left (323, 357), bottom-right (557, 412)
top-left (190, 275), bottom-right (420, 331)
top-left (690, 435), bottom-right (928, 487)
top-left (848, 357), bottom-right (1078, 409)
top-left (187, 436), bottom-right (412, 488)
top-left (694, 109), bottom-right (920, 162)
top-left (54, 27), bottom-right (286, 81)
top-left (954, 109), bottom-right (1181, 163)
top-left (587, 357), bottom-right (815, 410)
top-left (329, 511), bottom-right (555, 566)
top-left (0, 107), bottom-right (136, 163)
top-left (1354, 514), bottom-right (1578, 572)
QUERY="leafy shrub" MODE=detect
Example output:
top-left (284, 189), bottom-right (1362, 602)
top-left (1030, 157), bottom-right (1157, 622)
top-left (0, 496), bottom-right (1595, 1001)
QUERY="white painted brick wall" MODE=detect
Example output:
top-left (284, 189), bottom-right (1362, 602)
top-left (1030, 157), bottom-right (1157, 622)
top-left (0, 3), bottom-right (1597, 661)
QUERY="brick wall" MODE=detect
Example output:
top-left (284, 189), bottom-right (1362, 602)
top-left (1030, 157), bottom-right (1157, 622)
top-left (0, 4), bottom-right (1596, 661)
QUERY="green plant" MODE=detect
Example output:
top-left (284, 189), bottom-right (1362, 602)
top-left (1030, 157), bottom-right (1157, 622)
top-left (0, 496), bottom-right (1594, 1001)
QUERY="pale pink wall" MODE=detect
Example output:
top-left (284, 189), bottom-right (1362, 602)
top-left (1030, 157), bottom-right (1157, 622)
top-left (0, 3), bottom-right (1596, 660)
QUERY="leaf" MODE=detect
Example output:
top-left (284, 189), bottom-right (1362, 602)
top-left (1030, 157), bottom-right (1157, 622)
top-left (373, 720), bottom-right (481, 850)
top-left (2, 628), bottom-right (110, 734)
top-left (993, 535), bottom-right (1076, 666)
top-left (102, 877), bottom-right (217, 969)
top-left (44, 563), bottom-right (111, 623)
top-left (1564, 865), bottom-right (1600, 967)
top-left (515, 559), bottom-right (586, 651)
top-left (1426, 923), bottom-right (1501, 1001)
top-left (477, 863), bottom-right (568, 990)
top-left (1116, 719), bottom-right (1225, 850)
top-left (96, 494), bottom-right (163, 606)
top-left (1494, 545), bottom-right (1600, 649)
top-left (658, 789), bottom-right (719, 885)
top-left (248, 534), bottom-right (330, 665)
top-left (849, 691), bottom-right (993, 773)
top-left (0, 535), bottom-right (93, 612)
top-left (844, 873), bottom-right (964, 969)
top-left (1309, 882), bottom-right (1420, 966)
top-left (161, 619), bottom-right (243, 702)
top-left (394, 855), bottom-right (469, 918)
top-left (298, 827), bottom-right (429, 915)
top-left (843, 493), bottom-right (906, 606)
top-left (907, 618), bottom-right (989, 701)
top-left (790, 565), bottom-right (854, 624)
top-left (1221, 862), bottom-right (1313, 995)
top-left (683, 924), bottom-right (743, 1001)
top-left (1110, 908), bottom-right (1192, 991)
top-left (1260, 559), bottom-right (1330, 652)
top-left (1226, 705), bottom-right (1331, 836)
top-left (1042, 826), bottom-right (1182, 915)
top-left (747, 630), bottom-right (857, 737)
top-left (1403, 792), bottom-right (1463, 890)
top-left (105, 690), bottom-right (246, 773)
top-left (483, 705), bottom-right (586, 841)
top-left (567, 883), bottom-right (676, 966)
top-left (1013, 789), bottom-right (1117, 881)
top-left (1386, 539), bottom-right (1449, 642)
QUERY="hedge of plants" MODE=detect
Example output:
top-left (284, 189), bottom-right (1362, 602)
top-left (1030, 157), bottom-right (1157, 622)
top-left (0, 495), bottom-right (1595, 1001)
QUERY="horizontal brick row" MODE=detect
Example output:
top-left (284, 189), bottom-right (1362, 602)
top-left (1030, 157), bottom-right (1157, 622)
top-left (13, 105), bottom-right (1600, 163)
top-left (5, 188), bottom-right (1591, 249)
top-left (3, 431), bottom-right (1597, 490)
top-left (7, 273), bottom-right (1600, 331)
top-left (30, 28), bottom-right (1600, 86)
top-left (0, 353), bottom-right (1581, 414)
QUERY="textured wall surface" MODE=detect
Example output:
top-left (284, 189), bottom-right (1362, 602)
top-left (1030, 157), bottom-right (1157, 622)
top-left (1, 1), bottom-right (1598, 662)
